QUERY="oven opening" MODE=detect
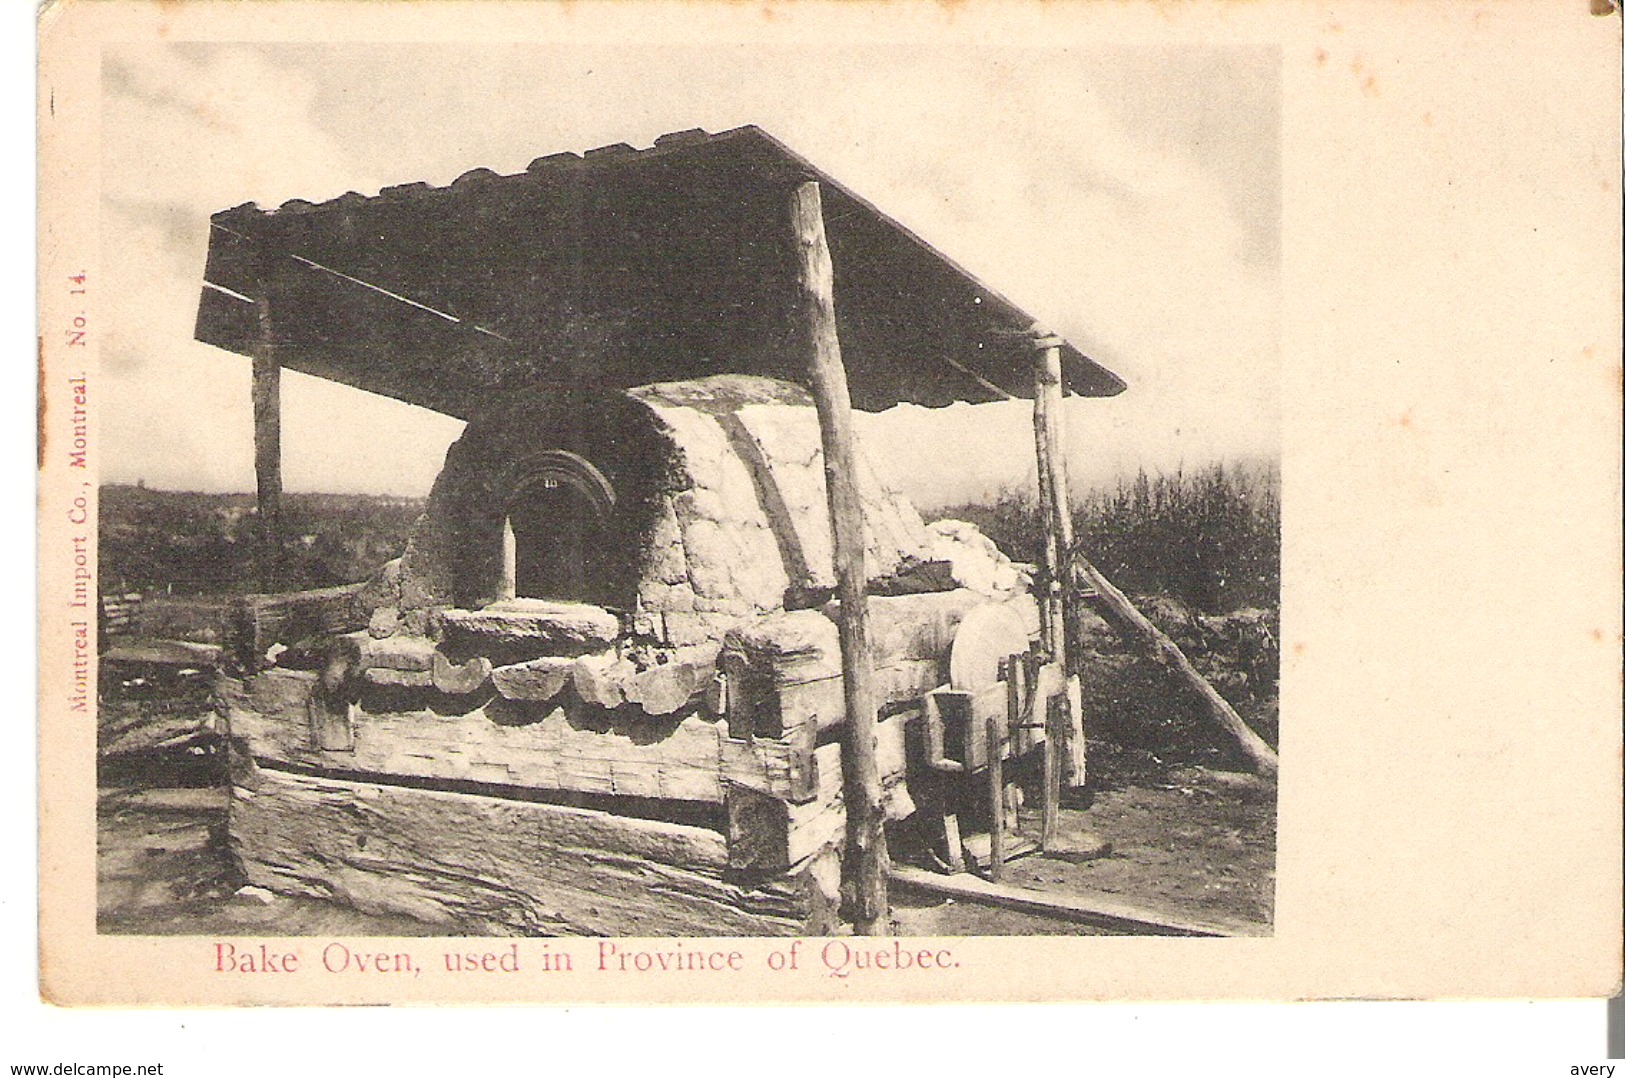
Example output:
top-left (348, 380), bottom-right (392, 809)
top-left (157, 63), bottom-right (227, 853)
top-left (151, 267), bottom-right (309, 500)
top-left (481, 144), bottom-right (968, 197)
top-left (500, 451), bottom-right (619, 607)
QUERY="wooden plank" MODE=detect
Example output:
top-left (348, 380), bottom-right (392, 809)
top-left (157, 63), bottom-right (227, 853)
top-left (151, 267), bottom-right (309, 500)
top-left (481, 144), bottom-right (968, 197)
top-left (889, 865), bottom-right (1256, 937)
top-left (791, 179), bottom-right (886, 934)
top-left (230, 762), bottom-right (838, 936)
top-left (770, 658), bottom-right (939, 737)
top-left (986, 696), bottom-right (1005, 882)
top-left (225, 584), bottom-right (370, 672)
top-left (722, 613), bottom-right (940, 739)
top-left (227, 666), bottom-right (916, 811)
top-left (921, 690), bottom-right (962, 773)
top-left (102, 640), bottom-right (221, 667)
top-left (720, 730), bottom-right (800, 798)
top-left (961, 831), bottom-right (1039, 869)
top-left (251, 259), bottom-right (282, 592)
top-left (725, 734), bottom-right (915, 873)
top-left (1043, 690), bottom-right (1061, 845)
top-left (1065, 673), bottom-right (1084, 789)
top-left (720, 722), bottom-right (819, 804)
top-left (1005, 651), bottom-right (1026, 750)
top-left (929, 683), bottom-right (1018, 773)
top-left (222, 670), bottom-right (733, 804)
top-left (719, 700), bottom-right (914, 804)
top-left (942, 813), bottom-right (966, 874)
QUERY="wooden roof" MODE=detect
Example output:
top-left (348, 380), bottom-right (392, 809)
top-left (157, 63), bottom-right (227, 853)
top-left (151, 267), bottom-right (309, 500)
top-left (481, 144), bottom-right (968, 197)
top-left (195, 126), bottom-right (1125, 418)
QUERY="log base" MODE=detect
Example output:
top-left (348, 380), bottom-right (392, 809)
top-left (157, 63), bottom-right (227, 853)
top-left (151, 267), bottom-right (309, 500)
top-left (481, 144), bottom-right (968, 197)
top-left (229, 760), bottom-right (841, 937)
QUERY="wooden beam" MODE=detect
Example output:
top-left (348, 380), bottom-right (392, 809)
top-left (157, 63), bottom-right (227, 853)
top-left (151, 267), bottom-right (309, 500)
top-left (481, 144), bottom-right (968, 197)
top-left (888, 866), bottom-right (1254, 937)
top-left (224, 583), bottom-right (371, 673)
top-left (1033, 340), bottom-right (1087, 797)
top-left (1069, 551), bottom-right (1280, 778)
top-left (251, 251), bottom-right (283, 592)
top-left (1042, 692), bottom-right (1061, 846)
top-left (724, 737), bottom-right (914, 874)
top-left (225, 668), bottom-right (738, 804)
top-left (986, 672), bottom-right (1005, 882)
top-left (789, 180), bottom-right (889, 935)
top-left (230, 760), bottom-right (838, 936)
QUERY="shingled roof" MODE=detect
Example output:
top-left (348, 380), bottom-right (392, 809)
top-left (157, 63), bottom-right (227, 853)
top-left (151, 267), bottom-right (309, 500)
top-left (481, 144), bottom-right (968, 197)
top-left (195, 125), bottom-right (1125, 417)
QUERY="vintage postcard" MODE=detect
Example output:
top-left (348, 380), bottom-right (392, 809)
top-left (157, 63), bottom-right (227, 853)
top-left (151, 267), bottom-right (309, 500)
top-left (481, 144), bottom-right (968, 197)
top-left (36, 0), bottom-right (1621, 1006)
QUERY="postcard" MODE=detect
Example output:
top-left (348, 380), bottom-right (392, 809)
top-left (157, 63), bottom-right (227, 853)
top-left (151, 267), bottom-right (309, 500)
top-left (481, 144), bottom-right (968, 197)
top-left (36, 0), bottom-right (1622, 1005)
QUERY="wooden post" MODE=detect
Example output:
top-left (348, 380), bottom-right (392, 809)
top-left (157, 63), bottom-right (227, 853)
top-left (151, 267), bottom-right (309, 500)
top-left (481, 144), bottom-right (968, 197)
top-left (789, 180), bottom-right (889, 935)
top-left (251, 249), bottom-right (283, 593)
top-left (1068, 549), bottom-right (1281, 778)
top-left (1004, 651), bottom-right (1023, 749)
top-left (1042, 691), bottom-right (1061, 846)
top-left (1032, 336), bottom-right (1087, 795)
top-left (985, 700), bottom-right (1005, 882)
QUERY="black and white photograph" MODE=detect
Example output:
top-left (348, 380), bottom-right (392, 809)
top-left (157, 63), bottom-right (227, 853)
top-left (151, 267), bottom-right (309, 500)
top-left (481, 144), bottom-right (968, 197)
top-left (89, 40), bottom-right (1281, 943)
top-left (33, 0), bottom-right (1619, 1016)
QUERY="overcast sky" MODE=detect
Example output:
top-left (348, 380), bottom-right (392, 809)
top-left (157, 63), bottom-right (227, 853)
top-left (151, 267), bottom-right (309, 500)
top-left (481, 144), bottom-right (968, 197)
top-left (100, 42), bottom-right (1279, 508)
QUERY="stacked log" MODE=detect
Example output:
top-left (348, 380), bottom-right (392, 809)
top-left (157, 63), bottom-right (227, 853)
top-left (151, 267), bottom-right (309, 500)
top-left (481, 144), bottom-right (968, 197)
top-left (221, 587), bottom-right (1018, 935)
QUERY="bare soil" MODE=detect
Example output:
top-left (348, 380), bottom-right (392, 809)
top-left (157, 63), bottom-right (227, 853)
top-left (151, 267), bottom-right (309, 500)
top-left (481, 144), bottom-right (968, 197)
top-left (892, 760), bottom-right (1275, 936)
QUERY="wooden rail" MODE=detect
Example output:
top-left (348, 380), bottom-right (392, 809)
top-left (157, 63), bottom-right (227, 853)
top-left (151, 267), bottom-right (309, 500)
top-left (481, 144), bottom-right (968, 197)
top-left (889, 865), bottom-right (1259, 937)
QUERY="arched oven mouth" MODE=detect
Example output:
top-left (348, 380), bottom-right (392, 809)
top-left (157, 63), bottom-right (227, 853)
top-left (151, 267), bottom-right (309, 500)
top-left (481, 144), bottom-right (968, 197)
top-left (499, 450), bottom-right (622, 608)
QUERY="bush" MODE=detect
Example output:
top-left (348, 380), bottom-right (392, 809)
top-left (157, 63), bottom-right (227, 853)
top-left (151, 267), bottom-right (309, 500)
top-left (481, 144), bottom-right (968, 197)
top-left (932, 460), bottom-right (1279, 615)
top-left (933, 463), bottom-right (1281, 770)
top-left (99, 485), bottom-right (425, 597)
top-left (1078, 462), bottom-right (1279, 614)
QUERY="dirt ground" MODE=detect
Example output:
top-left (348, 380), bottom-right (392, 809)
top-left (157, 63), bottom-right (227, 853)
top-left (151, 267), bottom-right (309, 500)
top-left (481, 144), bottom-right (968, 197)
top-left (892, 764), bottom-right (1275, 936)
top-left (97, 659), bottom-right (1274, 939)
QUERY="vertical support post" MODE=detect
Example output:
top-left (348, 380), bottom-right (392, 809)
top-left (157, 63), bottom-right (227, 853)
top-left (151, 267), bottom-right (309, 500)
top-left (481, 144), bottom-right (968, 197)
top-left (789, 180), bottom-right (889, 935)
top-left (1004, 652), bottom-right (1025, 752)
top-left (1032, 334), bottom-right (1088, 796)
top-left (500, 518), bottom-right (518, 599)
top-left (251, 250), bottom-right (283, 593)
top-left (986, 699), bottom-right (1005, 882)
top-left (1041, 693), bottom-right (1061, 845)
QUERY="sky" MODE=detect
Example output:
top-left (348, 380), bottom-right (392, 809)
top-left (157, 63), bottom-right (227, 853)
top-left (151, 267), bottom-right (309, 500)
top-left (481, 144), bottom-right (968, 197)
top-left (100, 42), bottom-right (1279, 508)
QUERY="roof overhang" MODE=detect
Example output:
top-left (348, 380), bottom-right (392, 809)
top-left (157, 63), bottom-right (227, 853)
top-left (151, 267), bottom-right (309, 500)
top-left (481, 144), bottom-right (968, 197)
top-left (196, 125), bottom-right (1125, 419)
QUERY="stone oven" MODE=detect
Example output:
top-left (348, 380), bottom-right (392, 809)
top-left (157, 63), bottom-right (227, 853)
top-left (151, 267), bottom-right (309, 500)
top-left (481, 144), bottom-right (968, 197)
top-left (191, 127), bottom-right (1269, 938)
top-left (220, 372), bottom-right (1049, 934)
top-left (393, 374), bottom-right (942, 647)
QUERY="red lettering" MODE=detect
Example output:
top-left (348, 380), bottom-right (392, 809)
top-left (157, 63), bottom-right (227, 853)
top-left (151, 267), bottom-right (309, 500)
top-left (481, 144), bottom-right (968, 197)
top-left (214, 942), bottom-right (298, 973)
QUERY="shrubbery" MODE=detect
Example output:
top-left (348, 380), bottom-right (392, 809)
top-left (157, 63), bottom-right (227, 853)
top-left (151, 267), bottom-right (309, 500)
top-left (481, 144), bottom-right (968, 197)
top-left (99, 485), bottom-right (424, 596)
top-left (934, 460), bottom-right (1279, 615)
top-left (933, 460), bottom-right (1281, 769)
